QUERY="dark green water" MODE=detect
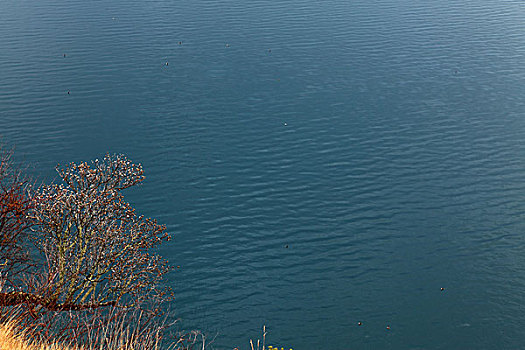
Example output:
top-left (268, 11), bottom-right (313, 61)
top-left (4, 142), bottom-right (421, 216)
top-left (2, 0), bottom-right (525, 348)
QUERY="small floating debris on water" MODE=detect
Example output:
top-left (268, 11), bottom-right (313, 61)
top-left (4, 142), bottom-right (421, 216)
top-left (454, 69), bottom-right (458, 74)
top-left (177, 265), bottom-right (181, 269)
top-left (284, 122), bottom-right (288, 126)
top-left (225, 43), bottom-right (230, 47)
top-left (112, 17), bottom-right (116, 20)
top-left (357, 322), bottom-right (362, 326)
top-left (285, 244), bottom-right (289, 248)
top-left (63, 53), bottom-right (66, 58)
top-left (67, 90), bottom-right (70, 95)
top-left (440, 287), bottom-right (445, 291)
top-left (165, 62), bottom-right (169, 66)
top-left (268, 48), bottom-right (271, 52)
top-left (179, 41), bottom-right (182, 45)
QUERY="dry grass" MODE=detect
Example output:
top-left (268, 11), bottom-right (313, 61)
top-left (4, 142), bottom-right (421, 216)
top-left (0, 310), bottom-right (206, 350)
top-left (0, 320), bottom-right (76, 350)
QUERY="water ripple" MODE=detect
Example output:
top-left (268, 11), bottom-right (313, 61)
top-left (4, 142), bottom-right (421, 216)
top-left (3, 0), bottom-right (525, 349)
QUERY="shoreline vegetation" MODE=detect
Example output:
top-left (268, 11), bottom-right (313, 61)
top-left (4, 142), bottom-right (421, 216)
top-left (0, 319), bottom-right (290, 350)
top-left (0, 149), bottom-right (205, 349)
top-left (0, 148), bottom-right (289, 350)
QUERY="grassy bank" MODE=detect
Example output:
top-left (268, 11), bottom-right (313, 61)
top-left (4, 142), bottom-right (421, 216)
top-left (0, 321), bottom-right (74, 350)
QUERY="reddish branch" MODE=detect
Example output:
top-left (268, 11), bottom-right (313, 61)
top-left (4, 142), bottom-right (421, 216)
top-left (0, 148), bottom-right (33, 286)
top-left (0, 291), bottom-right (116, 311)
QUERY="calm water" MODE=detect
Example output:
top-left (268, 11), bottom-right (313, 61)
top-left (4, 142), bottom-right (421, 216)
top-left (2, 0), bottom-right (525, 348)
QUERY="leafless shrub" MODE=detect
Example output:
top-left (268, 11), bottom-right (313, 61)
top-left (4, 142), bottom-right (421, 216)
top-left (0, 147), bottom-right (33, 290)
top-left (25, 154), bottom-right (173, 313)
top-left (0, 154), bottom-right (175, 343)
top-left (0, 153), bottom-right (210, 349)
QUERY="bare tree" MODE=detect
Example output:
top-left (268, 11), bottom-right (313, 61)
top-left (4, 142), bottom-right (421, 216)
top-left (0, 154), bottom-right (172, 313)
top-left (0, 148), bottom-right (33, 289)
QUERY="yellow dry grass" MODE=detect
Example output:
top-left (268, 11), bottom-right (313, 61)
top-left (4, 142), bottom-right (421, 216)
top-left (0, 321), bottom-right (76, 350)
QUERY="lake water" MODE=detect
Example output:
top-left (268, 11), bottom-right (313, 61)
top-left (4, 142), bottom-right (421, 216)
top-left (2, 0), bottom-right (525, 348)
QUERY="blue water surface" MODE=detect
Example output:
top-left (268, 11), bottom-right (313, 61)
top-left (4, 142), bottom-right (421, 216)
top-left (2, 0), bottom-right (525, 348)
